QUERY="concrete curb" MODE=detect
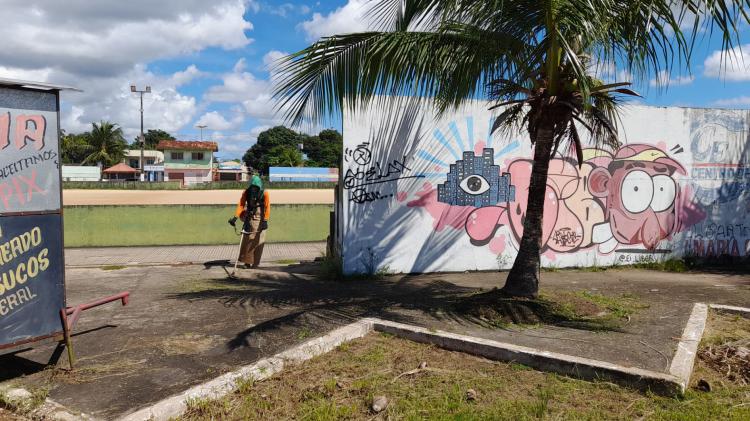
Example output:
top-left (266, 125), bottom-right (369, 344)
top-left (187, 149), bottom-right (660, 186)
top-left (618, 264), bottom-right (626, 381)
top-left (668, 303), bottom-right (708, 393)
top-left (366, 318), bottom-right (684, 395)
top-left (118, 319), bottom-right (372, 421)
top-left (709, 303), bottom-right (750, 316)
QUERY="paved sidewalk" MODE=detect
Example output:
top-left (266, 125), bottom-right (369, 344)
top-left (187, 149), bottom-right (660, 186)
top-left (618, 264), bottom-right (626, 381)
top-left (64, 242), bottom-right (326, 267)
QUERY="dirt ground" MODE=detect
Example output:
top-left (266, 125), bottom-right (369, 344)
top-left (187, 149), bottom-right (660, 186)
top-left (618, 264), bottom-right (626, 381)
top-left (0, 264), bottom-right (748, 419)
top-left (63, 189), bottom-right (334, 205)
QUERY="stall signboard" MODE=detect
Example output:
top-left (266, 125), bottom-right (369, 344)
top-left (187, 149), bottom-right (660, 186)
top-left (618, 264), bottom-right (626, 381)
top-left (0, 85), bottom-right (66, 350)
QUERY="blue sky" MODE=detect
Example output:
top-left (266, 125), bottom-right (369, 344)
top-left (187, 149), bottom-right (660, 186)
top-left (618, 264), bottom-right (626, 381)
top-left (1, 1), bottom-right (748, 159)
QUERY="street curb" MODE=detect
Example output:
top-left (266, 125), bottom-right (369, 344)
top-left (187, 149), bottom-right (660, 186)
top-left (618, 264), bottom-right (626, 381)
top-left (366, 318), bottom-right (684, 395)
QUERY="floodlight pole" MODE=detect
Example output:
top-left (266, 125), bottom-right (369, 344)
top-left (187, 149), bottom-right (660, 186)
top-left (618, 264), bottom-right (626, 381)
top-left (196, 125), bottom-right (207, 141)
top-left (130, 84), bottom-right (151, 181)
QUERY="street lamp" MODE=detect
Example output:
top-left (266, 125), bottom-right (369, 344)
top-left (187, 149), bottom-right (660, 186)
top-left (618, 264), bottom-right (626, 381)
top-left (196, 125), bottom-right (207, 141)
top-left (130, 84), bottom-right (151, 181)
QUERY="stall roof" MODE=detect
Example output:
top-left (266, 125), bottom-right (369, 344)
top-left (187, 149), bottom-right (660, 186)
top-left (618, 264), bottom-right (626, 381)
top-left (103, 163), bottom-right (139, 173)
top-left (0, 77), bottom-right (81, 92)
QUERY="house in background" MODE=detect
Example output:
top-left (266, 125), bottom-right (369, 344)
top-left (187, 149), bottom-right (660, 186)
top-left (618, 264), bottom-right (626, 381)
top-left (123, 150), bottom-right (165, 181)
top-left (157, 140), bottom-right (218, 185)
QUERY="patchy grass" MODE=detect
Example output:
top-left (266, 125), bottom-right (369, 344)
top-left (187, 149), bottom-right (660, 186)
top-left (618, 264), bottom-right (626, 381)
top-left (455, 289), bottom-right (647, 331)
top-left (274, 259), bottom-right (299, 265)
top-left (100, 265), bottom-right (127, 271)
top-left (296, 327), bottom-right (314, 341)
top-left (180, 329), bottom-right (750, 421)
top-left (316, 255), bottom-right (392, 282)
top-left (0, 385), bottom-right (48, 415)
top-left (179, 278), bottom-right (250, 294)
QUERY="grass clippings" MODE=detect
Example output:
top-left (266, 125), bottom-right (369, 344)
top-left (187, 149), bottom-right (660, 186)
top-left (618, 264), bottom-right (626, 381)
top-left (101, 265), bottom-right (127, 271)
top-left (180, 329), bottom-right (750, 421)
top-left (699, 311), bottom-right (750, 385)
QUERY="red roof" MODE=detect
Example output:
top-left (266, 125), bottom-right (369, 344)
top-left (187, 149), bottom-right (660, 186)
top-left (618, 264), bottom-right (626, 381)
top-left (103, 163), bottom-right (138, 173)
top-left (156, 140), bottom-right (219, 152)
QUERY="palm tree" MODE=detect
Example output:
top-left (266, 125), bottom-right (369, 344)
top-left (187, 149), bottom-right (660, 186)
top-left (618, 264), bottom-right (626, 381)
top-left (273, 0), bottom-right (748, 297)
top-left (81, 121), bottom-right (128, 169)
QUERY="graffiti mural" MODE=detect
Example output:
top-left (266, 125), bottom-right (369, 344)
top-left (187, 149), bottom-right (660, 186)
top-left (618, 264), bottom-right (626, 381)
top-left (341, 102), bottom-right (750, 274)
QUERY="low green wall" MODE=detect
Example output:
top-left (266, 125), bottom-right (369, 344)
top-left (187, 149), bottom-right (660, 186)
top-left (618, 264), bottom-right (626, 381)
top-left (63, 204), bottom-right (332, 247)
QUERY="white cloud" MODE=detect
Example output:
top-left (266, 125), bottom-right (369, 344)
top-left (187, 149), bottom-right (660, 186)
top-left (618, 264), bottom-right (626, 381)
top-left (713, 96), bottom-right (750, 108)
top-left (299, 0), bottom-right (373, 41)
top-left (704, 44), bottom-right (750, 81)
top-left (169, 65), bottom-right (205, 86)
top-left (212, 125), bottom-right (271, 157)
top-left (56, 64), bottom-right (199, 139)
top-left (195, 111), bottom-right (244, 131)
top-left (204, 59), bottom-right (272, 103)
top-left (263, 50), bottom-right (288, 71)
top-left (249, 2), bottom-right (311, 17)
top-left (649, 70), bottom-right (694, 87)
top-left (0, 0), bottom-right (255, 141)
top-left (0, 1), bottom-right (253, 78)
top-left (202, 58), bottom-right (285, 124)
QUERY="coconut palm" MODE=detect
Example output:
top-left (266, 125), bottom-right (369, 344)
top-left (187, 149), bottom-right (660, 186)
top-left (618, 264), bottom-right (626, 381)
top-left (273, 0), bottom-right (748, 297)
top-left (81, 121), bottom-right (128, 168)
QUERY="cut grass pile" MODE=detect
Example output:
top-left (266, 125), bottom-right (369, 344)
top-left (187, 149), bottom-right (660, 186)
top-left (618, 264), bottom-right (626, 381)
top-left (698, 311), bottom-right (750, 385)
top-left (455, 289), bottom-right (647, 331)
top-left (181, 323), bottom-right (750, 421)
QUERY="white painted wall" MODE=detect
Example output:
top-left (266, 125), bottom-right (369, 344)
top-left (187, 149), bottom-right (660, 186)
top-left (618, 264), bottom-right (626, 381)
top-left (341, 99), bottom-right (750, 274)
top-left (62, 165), bottom-right (101, 181)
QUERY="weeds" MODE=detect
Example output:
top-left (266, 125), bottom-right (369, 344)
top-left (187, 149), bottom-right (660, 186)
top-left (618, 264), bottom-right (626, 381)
top-left (101, 265), bottom-right (127, 271)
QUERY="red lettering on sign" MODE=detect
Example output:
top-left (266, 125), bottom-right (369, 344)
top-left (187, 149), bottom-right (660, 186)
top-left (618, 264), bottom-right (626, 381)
top-left (18, 170), bottom-right (44, 201)
top-left (14, 115), bottom-right (46, 151)
top-left (0, 112), bottom-right (8, 150)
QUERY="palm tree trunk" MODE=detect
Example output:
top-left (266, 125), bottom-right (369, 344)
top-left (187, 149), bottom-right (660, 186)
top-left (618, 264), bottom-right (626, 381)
top-left (501, 119), bottom-right (555, 298)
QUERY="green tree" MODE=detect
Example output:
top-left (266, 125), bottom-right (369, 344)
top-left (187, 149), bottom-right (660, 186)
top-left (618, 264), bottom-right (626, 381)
top-left (304, 129), bottom-right (343, 168)
top-left (243, 126), bottom-right (305, 173)
top-left (267, 145), bottom-right (304, 167)
top-left (273, 0), bottom-right (747, 296)
top-left (59, 130), bottom-right (90, 164)
top-left (82, 121), bottom-right (128, 169)
top-left (130, 129), bottom-right (175, 150)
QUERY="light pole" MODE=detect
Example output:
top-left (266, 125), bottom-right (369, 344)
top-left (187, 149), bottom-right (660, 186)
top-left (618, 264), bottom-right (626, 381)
top-left (196, 125), bottom-right (207, 141)
top-left (130, 84), bottom-right (151, 181)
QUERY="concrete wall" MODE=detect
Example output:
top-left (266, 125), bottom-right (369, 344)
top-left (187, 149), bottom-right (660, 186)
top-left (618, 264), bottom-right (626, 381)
top-left (62, 165), bottom-right (101, 181)
top-left (341, 99), bottom-right (750, 274)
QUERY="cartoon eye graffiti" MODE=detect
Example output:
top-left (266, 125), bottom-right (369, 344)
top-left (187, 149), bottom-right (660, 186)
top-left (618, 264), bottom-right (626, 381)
top-left (459, 175), bottom-right (491, 195)
top-left (651, 175), bottom-right (676, 212)
top-left (620, 170), bottom-right (653, 213)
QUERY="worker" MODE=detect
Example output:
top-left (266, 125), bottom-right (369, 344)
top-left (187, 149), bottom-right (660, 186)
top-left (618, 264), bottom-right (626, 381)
top-left (231, 174), bottom-right (270, 268)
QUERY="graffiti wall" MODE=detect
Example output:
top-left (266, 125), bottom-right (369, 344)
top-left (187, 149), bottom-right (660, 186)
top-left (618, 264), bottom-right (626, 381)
top-left (341, 100), bottom-right (750, 274)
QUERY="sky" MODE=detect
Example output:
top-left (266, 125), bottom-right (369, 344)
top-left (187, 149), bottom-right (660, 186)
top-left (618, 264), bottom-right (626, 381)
top-left (1, 0), bottom-right (749, 159)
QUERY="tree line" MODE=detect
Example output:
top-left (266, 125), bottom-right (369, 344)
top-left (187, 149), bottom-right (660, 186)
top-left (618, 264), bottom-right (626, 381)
top-left (242, 126), bottom-right (342, 173)
top-left (61, 121), bottom-right (175, 167)
top-left (61, 121), bottom-right (342, 172)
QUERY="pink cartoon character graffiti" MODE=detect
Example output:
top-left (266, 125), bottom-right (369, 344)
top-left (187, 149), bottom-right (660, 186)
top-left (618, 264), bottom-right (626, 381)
top-left (587, 144), bottom-right (686, 251)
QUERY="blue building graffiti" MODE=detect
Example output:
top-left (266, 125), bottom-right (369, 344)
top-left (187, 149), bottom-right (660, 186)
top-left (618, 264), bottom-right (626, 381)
top-left (437, 148), bottom-right (515, 207)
